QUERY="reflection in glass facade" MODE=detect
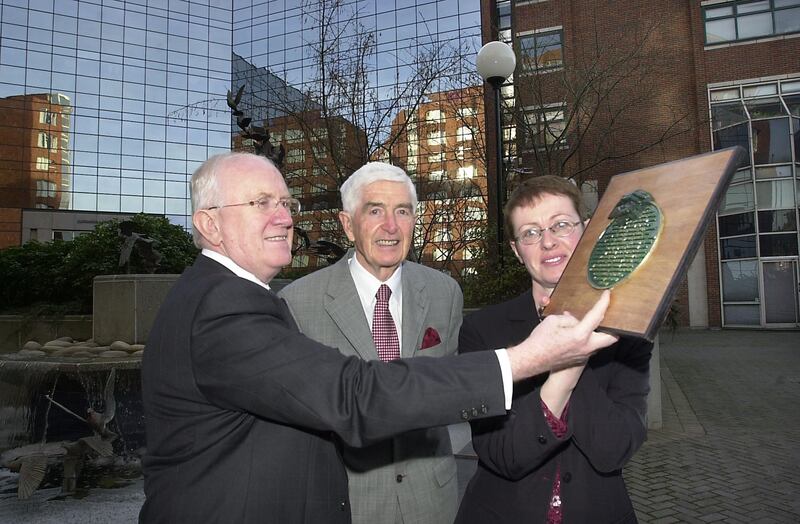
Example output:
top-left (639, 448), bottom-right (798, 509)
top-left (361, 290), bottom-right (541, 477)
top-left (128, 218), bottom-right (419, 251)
top-left (711, 77), bottom-right (800, 326)
top-left (230, 0), bottom-right (485, 274)
top-left (1, 0), bottom-right (484, 273)
top-left (0, 0), bottom-right (234, 232)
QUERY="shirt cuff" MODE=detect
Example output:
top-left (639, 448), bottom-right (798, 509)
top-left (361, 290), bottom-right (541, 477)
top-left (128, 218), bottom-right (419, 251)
top-left (494, 349), bottom-right (513, 410)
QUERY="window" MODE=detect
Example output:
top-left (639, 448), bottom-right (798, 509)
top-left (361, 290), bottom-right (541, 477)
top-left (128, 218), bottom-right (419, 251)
top-left (52, 230), bottom-right (81, 241)
top-left (428, 151), bottom-right (445, 164)
top-left (434, 227), bottom-right (452, 242)
top-left (291, 255), bottom-right (309, 268)
top-left (703, 0), bottom-right (800, 44)
top-left (466, 226), bottom-right (483, 240)
top-left (312, 144), bottom-right (328, 159)
top-left (456, 145), bottom-right (468, 161)
top-left (311, 127), bottom-right (328, 141)
top-left (36, 157), bottom-right (51, 170)
top-left (38, 132), bottom-right (57, 150)
top-left (518, 29), bottom-right (563, 72)
top-left (426, 109), bottom-right (443, 122)
top-left (285, 129), bottom-right (303, 143)
top-left (456, 126), bottom-right (473, 142)
top-left (497, 0), bottom-right (511, 31)
top-left (286, 148), bottom-right (305, 163)
top-left (429, 170), bottom-right (445, 181)
top-left (35, 180), bottom-right (57, 198)
top-left (457, 107), bottom-right (476, 118)
top-left (464, 204), bottom-right (485, 221)
top-left (427, 129), bottom-right (444, 145)
top-left (457, 165), bottom-right (475, 179)
top-left (40, 110), bottom-right (57, 125)
top-left (462, 246), bottom-right (480, 260)
top-left (523, 105), bottom-right (566, 148)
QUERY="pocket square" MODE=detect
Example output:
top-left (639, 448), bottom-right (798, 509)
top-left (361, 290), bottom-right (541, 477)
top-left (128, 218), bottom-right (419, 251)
top-left (420, 327), bottom-right (441, 350)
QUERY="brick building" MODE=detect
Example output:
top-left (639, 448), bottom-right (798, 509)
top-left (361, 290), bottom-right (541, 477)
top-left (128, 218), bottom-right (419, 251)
top-left (388, 87), bottom-right (489, 277)
top-left (0, 93), bottom-right (72, 247)
top-left (481, 0), bottom-right (800, 328)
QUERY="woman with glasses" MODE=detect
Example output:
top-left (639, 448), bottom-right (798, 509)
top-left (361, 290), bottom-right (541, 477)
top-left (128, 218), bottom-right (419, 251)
top-left (455, 176), bottom-right (653, 524)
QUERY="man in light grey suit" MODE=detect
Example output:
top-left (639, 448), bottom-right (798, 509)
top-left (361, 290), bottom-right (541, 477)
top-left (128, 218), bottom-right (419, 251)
top-left (280, 162), bottom-right (462, 524)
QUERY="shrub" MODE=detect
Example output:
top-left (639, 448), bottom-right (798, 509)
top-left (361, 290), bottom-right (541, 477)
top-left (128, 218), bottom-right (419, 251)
top-left (0, 214), bottom-right (198, 314)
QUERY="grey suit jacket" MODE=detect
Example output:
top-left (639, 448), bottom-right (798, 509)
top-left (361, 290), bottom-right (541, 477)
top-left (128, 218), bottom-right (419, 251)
top-left (280, 252), bottom-right (463, 524)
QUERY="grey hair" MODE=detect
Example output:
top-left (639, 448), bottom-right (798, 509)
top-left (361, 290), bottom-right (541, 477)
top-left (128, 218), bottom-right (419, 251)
top-left (340, 162), bottom-right (418, 214)
top-left (190, 152), bottom-right (280, 247)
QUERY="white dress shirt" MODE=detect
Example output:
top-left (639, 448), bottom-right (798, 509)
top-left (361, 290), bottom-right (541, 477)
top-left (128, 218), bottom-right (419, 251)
top-left (347, 254), bottom-right (404, 355)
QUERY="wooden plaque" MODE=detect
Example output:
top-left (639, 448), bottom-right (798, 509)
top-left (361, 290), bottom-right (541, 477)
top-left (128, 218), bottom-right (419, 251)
top-left (542, 147), bottom-right (745, 341)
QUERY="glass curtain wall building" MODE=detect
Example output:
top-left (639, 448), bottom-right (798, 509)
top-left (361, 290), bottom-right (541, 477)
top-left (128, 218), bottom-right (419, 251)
top-left (1, 0), bottom-right (485, 274)
top-left (711, 77), bottom-right (800, 327)
top-left (0, 0), bottom-right (233, 232)
top-left (231, 0), bottom-right (484, 274)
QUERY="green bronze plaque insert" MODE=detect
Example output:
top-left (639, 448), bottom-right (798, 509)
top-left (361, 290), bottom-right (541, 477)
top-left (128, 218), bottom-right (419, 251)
top-left (588, 190), bottom-right (662, 289)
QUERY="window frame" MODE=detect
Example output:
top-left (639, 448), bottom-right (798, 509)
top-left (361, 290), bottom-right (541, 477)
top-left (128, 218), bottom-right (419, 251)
top-left (517, 28), bottom-right (564, 73)
top-left (521, 103), bottom-right (567, 150)
top-left (702, 0), bottom-right (800, 45)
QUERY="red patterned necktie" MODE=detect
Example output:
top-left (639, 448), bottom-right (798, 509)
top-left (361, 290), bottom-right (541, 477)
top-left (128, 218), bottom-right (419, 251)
top-left (372, 284), bottom-right (400, 362)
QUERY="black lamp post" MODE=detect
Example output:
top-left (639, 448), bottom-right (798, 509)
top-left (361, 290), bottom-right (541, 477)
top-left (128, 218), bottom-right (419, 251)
top-left (477, 41), bottom-right (516, 259)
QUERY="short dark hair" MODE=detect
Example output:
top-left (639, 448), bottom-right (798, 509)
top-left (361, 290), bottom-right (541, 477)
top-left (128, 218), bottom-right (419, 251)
top-left (504, 175), bottom-right (588, 239)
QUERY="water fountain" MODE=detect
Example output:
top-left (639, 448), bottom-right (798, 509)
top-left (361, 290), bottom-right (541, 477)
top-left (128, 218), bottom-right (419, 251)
top-left (0, 337), bottom-right (145, 499)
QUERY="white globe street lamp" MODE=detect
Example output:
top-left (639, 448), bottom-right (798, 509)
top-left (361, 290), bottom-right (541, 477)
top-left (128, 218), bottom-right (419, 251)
top-left (477, 41), bottom-right (516, 255)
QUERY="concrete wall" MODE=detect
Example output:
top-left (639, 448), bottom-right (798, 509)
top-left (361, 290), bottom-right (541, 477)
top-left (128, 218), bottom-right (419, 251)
top-left (0, 315), bottom-right (92, 354)
top-left (93, 274), bottom-right (179, 345)
top-left (687, 245), bottom-right (709, 328)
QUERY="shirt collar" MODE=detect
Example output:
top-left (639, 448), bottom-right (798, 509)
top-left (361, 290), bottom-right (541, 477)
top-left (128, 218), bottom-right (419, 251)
top-left (348, 253), bottom-right (403, 303)
top-left (201, 248), bottom-right (271, 291)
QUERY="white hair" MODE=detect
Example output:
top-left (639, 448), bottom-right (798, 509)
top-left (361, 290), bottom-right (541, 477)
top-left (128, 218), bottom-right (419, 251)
top-left (340, 162), bottom-right (417, 214)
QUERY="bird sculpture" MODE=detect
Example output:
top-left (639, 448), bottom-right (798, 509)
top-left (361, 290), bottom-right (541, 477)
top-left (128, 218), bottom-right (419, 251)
top-left (45, 368), bottom-right (118, 448)
top-left (1, 436), bottom-right (114, 499)
top-left (2, 369), bottom-right (119, 499)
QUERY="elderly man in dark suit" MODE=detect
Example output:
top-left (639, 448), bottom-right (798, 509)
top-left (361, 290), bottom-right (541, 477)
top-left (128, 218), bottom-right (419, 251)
top-left (280, 162), bottom-right (464, 524)
top-left (139, 152), bottom-right (617, 523)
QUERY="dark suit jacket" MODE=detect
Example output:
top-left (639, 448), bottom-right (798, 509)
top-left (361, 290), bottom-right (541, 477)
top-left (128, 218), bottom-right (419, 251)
top-left (455, 290), bottom-right (653, 524)
top-left (139, 255), bottom-right (505, 524)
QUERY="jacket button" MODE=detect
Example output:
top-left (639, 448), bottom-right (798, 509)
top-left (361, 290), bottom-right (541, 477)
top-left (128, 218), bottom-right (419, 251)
top-left (396, 474), bottom-right (404, 483)
top-left (480, 404), bottom-right (488, 414)
top-left (537, 435), bottom-right (547, 444)
top-left (563, 472), bottom-right (572, 483)
top-left (461, 409), bottom-right (469, 420)
top-left (339, 501), bottom-right (347, 511)
top-left (471, 407), bottom-right (479, 417)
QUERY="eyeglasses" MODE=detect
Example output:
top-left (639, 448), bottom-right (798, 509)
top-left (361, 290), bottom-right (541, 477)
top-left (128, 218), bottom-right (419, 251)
top-left (515, 220), bottom-right (582, 245)
top-left (207, 197), bottom-right (301, 216)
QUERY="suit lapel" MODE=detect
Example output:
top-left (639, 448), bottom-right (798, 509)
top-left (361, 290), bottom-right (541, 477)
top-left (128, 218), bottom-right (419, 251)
top-left (324, 255), bottom-right (378, 360)
top-left (402, 264), bottom-right (429, 358)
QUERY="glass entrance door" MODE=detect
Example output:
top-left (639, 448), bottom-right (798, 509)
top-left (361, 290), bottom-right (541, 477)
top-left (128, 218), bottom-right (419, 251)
top-left (761, 259), bottom-right (799, 326)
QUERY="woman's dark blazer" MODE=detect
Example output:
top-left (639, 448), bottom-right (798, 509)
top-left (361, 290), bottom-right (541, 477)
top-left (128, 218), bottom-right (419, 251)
top-left (455, 290), bottom-right (653, 524)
